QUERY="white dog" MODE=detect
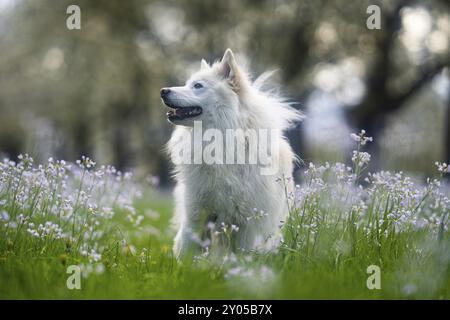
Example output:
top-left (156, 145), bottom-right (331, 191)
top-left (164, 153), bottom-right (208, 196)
top-left (161, 49), bottom-right (303, 259)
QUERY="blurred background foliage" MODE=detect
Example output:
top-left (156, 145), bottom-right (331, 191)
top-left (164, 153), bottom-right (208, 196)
top-left (0, 0), bottom-right (449, 186)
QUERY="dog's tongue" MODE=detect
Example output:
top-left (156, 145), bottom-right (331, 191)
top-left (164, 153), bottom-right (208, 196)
top-left (167, 107), bottom-right (202, 120)
top-left (175, 108), bottom-right (189, 117)
top-left (166, 108), bottom-right (184, 118)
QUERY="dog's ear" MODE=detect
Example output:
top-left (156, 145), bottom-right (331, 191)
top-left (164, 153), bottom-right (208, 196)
top-left (200, 59), bottom-right (210, 71)
top-left (220, 48), bottom-right (239, 84)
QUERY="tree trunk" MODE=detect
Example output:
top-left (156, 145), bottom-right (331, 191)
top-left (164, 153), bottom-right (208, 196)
top-left (446, 87), bottom-right (450, 176)
top-left (287, 123), bottom-right (306, 181)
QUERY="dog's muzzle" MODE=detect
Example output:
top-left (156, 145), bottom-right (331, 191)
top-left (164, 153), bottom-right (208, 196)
top-left (160, 88), bottom-right (203, 122)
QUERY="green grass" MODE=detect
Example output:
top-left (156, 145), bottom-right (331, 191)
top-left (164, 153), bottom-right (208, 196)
top-left (1, 193), bottom-right (449, 299)
top-left (1, 138), bottom-right (449, 299)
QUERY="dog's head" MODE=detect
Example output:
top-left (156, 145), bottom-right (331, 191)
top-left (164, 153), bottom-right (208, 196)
top-left (161, 49), bottom-right (247, 127)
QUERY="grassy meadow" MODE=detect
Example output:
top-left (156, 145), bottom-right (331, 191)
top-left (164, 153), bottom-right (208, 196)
top-left (0, 132), bottom-right (449, 299)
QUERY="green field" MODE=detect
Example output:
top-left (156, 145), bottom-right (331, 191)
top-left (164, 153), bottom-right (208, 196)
top-left (1, 134), bottom-right (449, 299)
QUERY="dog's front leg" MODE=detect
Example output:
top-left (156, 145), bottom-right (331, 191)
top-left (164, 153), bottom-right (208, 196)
top-left (173, 205), bottom-right (207, 259)
top-left (173, 223), bottom-right (198, 259)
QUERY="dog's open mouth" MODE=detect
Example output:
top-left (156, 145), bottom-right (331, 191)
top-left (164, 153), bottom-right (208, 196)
top-left (165, 104), bottom-right (203, 121)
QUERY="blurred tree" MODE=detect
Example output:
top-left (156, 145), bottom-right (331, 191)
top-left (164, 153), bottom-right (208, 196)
top-left (446, 80), bottom-right (450, 170)
top-left (0, 0), bottom-right (449, 182)
top-left (345, 0), bottom-right (450, 170)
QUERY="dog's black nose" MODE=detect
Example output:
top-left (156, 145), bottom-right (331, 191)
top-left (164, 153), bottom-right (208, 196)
top-left (160, 88), bottom-right (171, 98)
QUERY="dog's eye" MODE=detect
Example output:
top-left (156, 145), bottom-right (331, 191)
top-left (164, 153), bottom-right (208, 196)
top-left (193, 83), bottom-right (204, 89)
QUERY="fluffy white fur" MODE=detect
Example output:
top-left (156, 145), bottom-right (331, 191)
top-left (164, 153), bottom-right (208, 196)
top-left (162, 49), bottom-right (303, 259)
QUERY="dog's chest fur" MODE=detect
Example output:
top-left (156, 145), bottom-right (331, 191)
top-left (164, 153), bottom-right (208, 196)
top-left (181, 162), bottom-right (269, 224)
